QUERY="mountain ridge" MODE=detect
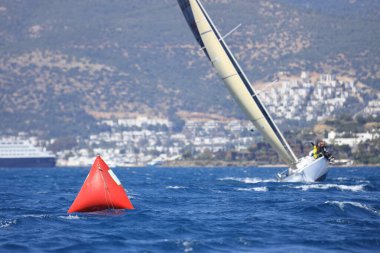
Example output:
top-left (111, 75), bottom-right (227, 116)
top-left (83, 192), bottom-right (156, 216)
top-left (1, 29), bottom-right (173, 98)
top-left (1, 0), bottom-right (379, 138)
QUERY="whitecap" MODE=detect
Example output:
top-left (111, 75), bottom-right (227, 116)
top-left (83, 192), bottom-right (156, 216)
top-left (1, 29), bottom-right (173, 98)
top-left (326, 201), bottom-right (380, 215)
top-left (218, 177), bottom-right (276, 184)
top-left (58, 214), bottom-right (80, 220)
top-left (36, 191), bottom-right (48, 194)
top-left (236, 187), bottom-right (268, 192)
top-left (337, 177), bottom-right (370, 184)
top-left (166, 186), bottom-right (188, 189)
top-left (0, 219), bottom-right (17, 228)
top-left (182, 240), bottom-right (193, 252)
top-left (126, 192), bottom-right (140, 200)
top-left (280, 174), bottom-right (304, 183)
top-left (294, 184), bottom-right (365, 192)
top-left (21, 214), bottom-right (49, 219)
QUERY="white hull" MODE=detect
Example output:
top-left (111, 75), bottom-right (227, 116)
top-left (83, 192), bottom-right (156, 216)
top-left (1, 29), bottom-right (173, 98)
top-left (278, 156), bottom-right (330, 182)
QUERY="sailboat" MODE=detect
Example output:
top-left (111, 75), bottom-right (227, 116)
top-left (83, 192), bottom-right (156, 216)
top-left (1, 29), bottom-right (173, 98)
top-left (177, 0), bottom-right (332, 182)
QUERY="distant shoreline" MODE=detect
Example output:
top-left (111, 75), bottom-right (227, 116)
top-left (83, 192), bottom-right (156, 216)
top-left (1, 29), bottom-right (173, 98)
top-left (159, 160), bottom-right (380, 168)
top-left (52, 165), bottom-right (380, 169)
top-left (52, 161), bottom-right (380, 168)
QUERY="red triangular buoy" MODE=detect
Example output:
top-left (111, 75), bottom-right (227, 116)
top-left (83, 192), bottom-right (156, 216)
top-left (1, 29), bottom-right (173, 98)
top-left (68, 156), bottom-right (134, 213)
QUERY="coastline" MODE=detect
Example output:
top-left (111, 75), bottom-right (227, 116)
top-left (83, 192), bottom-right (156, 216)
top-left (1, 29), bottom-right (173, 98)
top-left (49, 160), bottom-right (380, 168)
top-left (161, 160), bottom-right (380, 168)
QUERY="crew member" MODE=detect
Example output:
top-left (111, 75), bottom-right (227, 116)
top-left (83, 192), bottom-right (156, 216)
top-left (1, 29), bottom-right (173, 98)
top-left (310, 140), bottom-right (333, 161)
top-left (310, 141), bottom-right (320, 159)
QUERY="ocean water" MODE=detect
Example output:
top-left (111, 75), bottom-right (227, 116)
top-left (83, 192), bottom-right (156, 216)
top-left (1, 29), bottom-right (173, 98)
top-left (0, 166), bottom-right (379, 252)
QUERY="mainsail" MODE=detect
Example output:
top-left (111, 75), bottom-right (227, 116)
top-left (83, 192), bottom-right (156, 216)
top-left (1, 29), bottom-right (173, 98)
top-left (178, 0), bottom-right (298, 167)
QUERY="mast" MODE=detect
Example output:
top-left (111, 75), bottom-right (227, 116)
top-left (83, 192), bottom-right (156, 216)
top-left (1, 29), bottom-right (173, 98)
top-left (178, 0), bottom-right (298, 167)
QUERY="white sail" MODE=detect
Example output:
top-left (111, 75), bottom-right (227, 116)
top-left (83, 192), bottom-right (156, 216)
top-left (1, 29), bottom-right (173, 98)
top-left (178, 0), bottom-right (298, 167)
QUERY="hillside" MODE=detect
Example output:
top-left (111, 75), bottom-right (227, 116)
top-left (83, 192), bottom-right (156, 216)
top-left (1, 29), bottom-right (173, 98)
top-left (1, 0), bottom-right (379, 138)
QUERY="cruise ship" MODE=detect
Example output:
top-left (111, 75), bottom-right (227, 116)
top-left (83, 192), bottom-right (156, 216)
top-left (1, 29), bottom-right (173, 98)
top-left (0, 139), bottom-right (56, 167)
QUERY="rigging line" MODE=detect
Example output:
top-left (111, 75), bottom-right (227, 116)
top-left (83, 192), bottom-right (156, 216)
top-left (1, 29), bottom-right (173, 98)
top-left (98, 164), bottom-right (111, 209)
top-left (222, 23), bottom-right (242, 40)
top-left (251, 80), bottom-right (279, 98)
top-left (98, 163), bottom-right (115, 210)
top-left (98, 165), bottom-right (109, 209)
top-left (104, 173), bottom-right (116, 210)
top-left (199, 23), bottom-right (242, 51)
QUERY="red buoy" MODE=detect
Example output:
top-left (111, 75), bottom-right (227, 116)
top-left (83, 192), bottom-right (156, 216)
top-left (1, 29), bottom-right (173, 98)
top-left (68, 156), bottom-right (134, 213)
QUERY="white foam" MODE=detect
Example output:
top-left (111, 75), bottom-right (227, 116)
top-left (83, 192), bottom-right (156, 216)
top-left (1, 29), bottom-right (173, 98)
top-left (59, 215), bottom-right (80, 220)
top-left (281, 174), bottom-right (305, 183)
top-left (326, 201), bottom-right (380, 215)
top-left (21, 214), bottom-right (48, 219)
top-left (294, 184), bottom-right (365, 192)
top-left (0, 219), bottom-right (17, 228)
top-left (166, 186), bottom-right (188, 189)
top-left (218, 177), bottom-right (276, 184)
top-left (337, 177), bottom-right (370, 184)
top-left (126, 192), bottom-right (139, 200)
top-left (236, 187), bottom-right (268, 192)
top-left (182, 240), bottom-right (193, 252)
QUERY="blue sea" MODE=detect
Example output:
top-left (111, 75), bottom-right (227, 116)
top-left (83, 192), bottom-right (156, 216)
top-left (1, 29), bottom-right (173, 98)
top-left (1, 166), bottom-right (379, 252)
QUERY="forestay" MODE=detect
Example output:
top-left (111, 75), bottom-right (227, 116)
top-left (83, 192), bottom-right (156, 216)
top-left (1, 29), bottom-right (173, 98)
top-left (177, 0), bottom-right (298, 167)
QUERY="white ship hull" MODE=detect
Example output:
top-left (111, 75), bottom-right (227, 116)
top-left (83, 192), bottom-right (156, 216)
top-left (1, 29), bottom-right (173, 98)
top-left (278, 156), bottom-right (330, 182)
top-left (0, 138), bottom-right (56, 168)
top-left (0, 157), bottom-right (56, 168)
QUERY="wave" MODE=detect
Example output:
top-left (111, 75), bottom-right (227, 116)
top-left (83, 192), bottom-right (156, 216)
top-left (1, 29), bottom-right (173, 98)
top-left (36, 191), bottom-right (49, 195)
top-left (166, 186), bottom-right (188, 189)
top-left (21, 214), bottom-right (49, 219)
top-left (236, 187), bottom-right (268, 192)
top-left (182, 240), bottom-right (194, 253)
top-left (218, 177), bottom-right (276, 184)
top-left (58, 215), bottom-right (81, 220)
top-left (124, 190), bottom-right (140, 199)
top-left (326, 201), bottom-right (380, 216)
top-left (0, 219), bottom-right (17, 228)
top-left (294, 184), bottom-right (365, 192)
top-left (337, 177), bottom-right (370, 184)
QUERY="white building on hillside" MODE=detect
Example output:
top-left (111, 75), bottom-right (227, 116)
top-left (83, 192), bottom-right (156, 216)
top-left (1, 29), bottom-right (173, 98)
top-left (324, 131), bottom-right (380, 148)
